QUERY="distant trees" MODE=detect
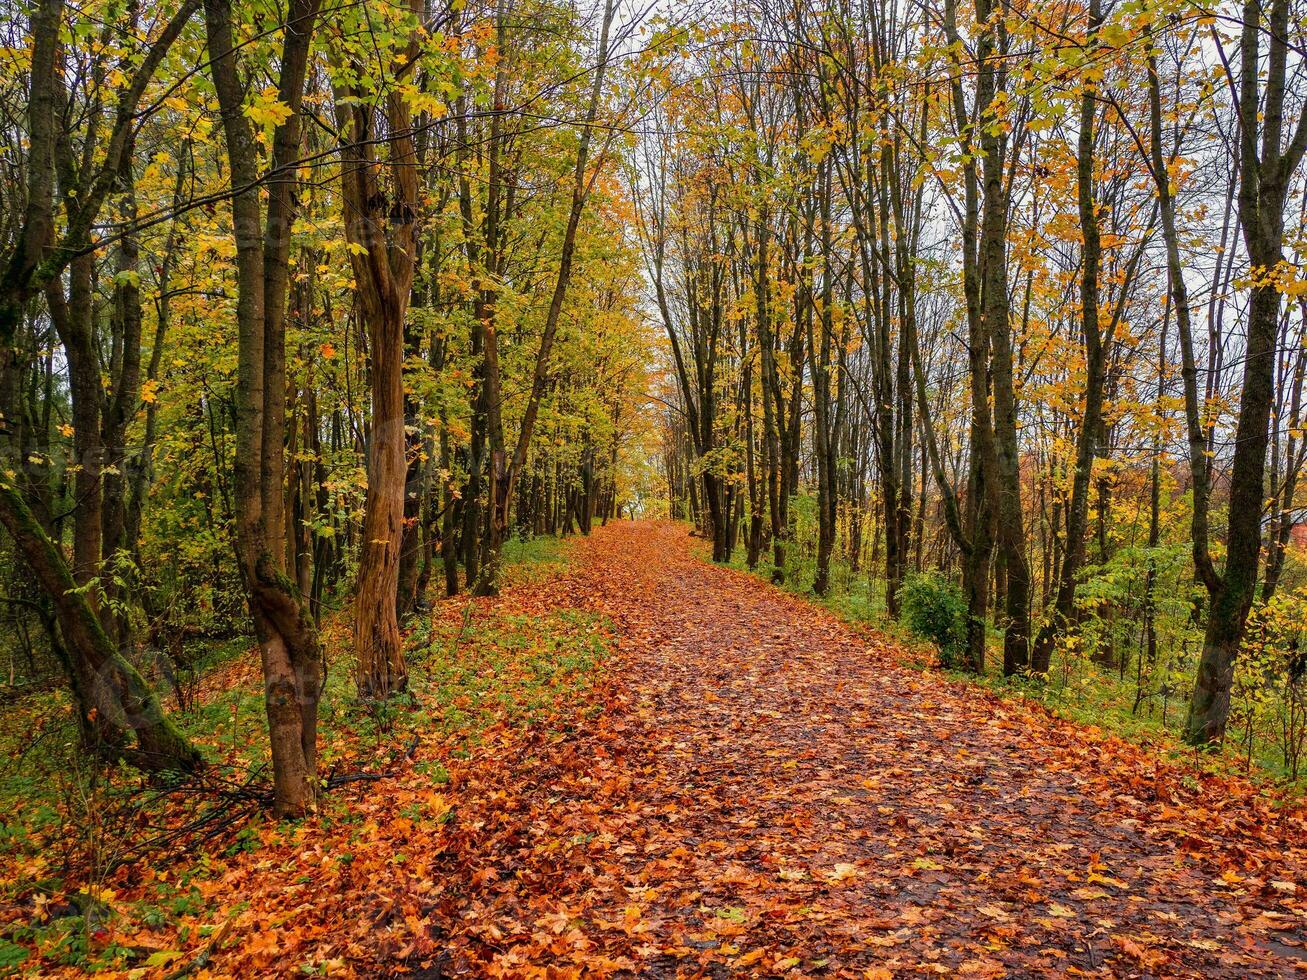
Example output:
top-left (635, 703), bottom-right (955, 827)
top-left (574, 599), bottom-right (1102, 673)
top-left (639, 0), bottom-right (1307, 747)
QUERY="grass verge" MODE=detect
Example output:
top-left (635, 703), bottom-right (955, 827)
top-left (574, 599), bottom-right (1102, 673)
top-left (0, 535), bottom-right (612, 975)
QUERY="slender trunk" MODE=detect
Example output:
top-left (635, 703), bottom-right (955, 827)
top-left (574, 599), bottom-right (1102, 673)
top-left (1032, 5), bottom-right (1103, 673)
top-left (206, 0), bottom-right (322, 812)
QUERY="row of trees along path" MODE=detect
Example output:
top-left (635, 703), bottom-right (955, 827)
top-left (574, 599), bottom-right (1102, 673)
top-left (6, 0), bottom-right (1307, 835)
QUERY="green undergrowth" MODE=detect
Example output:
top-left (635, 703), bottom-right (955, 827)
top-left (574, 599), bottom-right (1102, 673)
top-left (496, 532), bottom-right (574, 585)
top-left (0, 534), bottom-right (612, 974)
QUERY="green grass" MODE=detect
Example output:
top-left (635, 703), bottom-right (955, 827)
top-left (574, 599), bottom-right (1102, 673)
top-left (410, 607), bottom-right (610, 738)
top-left (497, 533), bottom-right (573, 585)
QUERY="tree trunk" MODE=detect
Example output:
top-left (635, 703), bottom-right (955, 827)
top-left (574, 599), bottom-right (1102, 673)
top-left (354, 304), bottom-right (409, 698)
top-left (1187, 0), bottom-right (1307, 743)
top-left (334, 4), bottom-right (422, 697)
top-left (0, 485), bottom-right (201, 770)
top-left (1032, 5), bottom-right (1103, 673)
top-left (206, 0), bottom-right (323, 813)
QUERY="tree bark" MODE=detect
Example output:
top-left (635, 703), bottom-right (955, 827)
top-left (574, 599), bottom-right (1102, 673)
top-left (335, 0), bottom-right (423, 698)
top-left (206, 0), bottom-right (323, 812)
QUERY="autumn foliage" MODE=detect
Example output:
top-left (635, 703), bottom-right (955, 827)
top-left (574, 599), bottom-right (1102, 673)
top-left (3, 0), bottom-right (1307, 973)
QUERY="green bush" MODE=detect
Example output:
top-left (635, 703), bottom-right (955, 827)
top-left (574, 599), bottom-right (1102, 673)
top-left (898, 573), bottom-right (967, 667)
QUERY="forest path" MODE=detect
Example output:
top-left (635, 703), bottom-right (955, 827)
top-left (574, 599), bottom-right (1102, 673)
top-left (443, 520), bottom-right (1306, 978)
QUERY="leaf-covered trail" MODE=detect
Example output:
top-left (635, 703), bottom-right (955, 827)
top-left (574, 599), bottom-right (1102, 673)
top-left (452, 520), bottom-right (1307, 977)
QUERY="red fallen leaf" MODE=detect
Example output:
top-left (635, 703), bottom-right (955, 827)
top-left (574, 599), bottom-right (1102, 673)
top-left (1115, 936), bottom-right (1146, 959)
top-left (958, 958), bottom-right (1007, 977)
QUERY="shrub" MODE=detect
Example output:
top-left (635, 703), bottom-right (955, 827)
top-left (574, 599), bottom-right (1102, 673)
top-left (898, 573), bottom-right (967, 668)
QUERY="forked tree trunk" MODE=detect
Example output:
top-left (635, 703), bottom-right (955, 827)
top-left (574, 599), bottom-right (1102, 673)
top-left (335, 5), bottom-right (421, 696)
